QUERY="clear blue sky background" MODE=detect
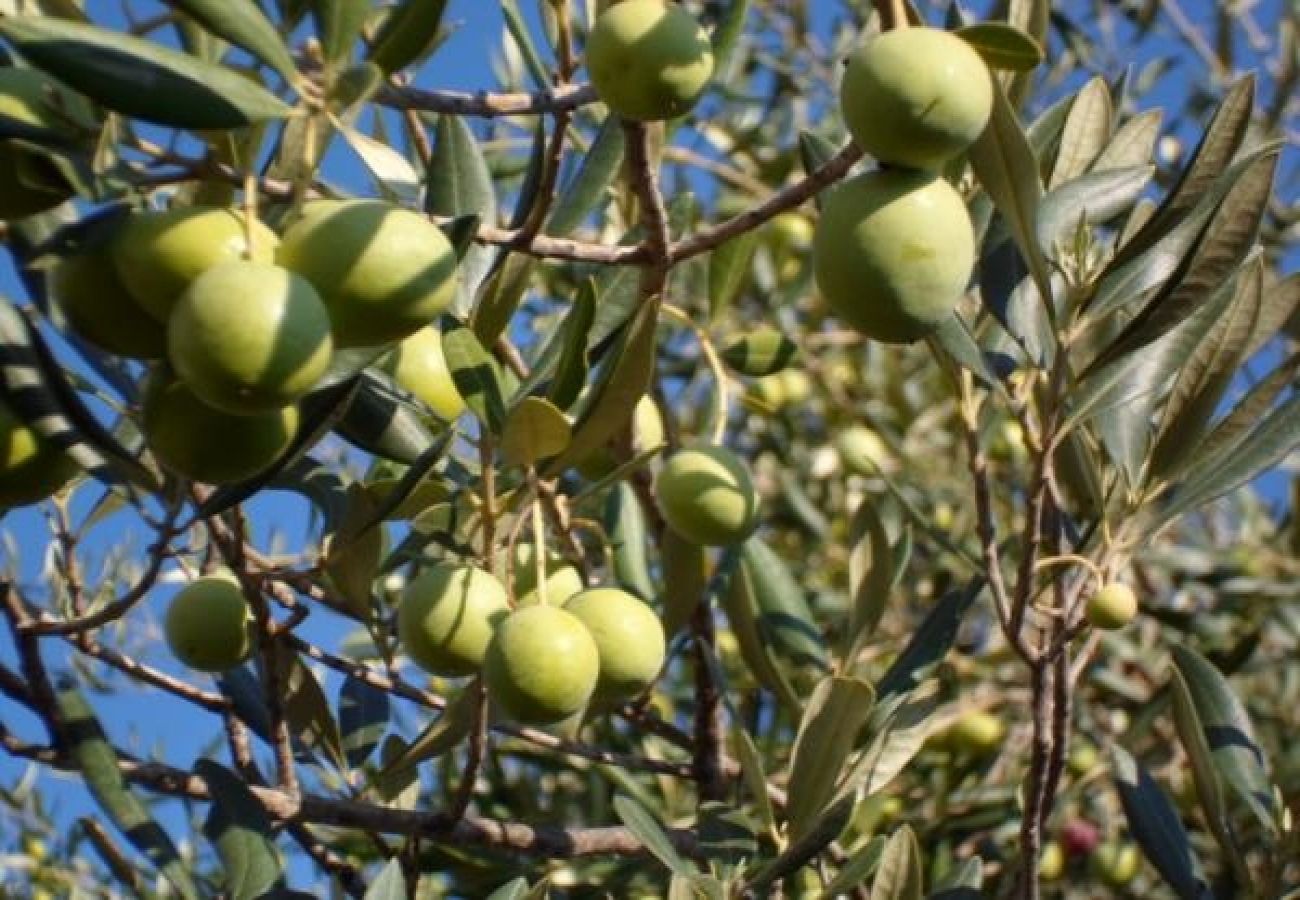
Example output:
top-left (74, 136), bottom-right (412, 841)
top-left (0, 0), bottom-right (1296, 893)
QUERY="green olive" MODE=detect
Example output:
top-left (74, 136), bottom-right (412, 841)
top-left (1086, 582), bottom-right (1137, 630)
top-left (564, 588), bottom-right (666, 706)
top-left (164, 574), bottom-right (252, 672)
top-left (483, 605), bottom-right (600, 725)
top-left (397, 564), bottom-right (509, 677)
top-left (655, 444), bottom-right (759, 547)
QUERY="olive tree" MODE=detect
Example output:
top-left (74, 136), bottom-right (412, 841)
top-left (1, 0), bottom-right (1298, 898)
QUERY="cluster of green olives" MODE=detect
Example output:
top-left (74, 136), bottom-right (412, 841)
top-left (396, 553), bottom-right (667, 726)
top-left (46, 200), bottom-right (461, 488)
top-left (814, 24), bottom-right (993, 343)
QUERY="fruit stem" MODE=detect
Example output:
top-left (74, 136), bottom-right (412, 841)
top-left (530, 470), bottom-right (549, 606)
top-left (662, 303), bottom-right (729, 445)
top-left (889, 0), bottom-right (910, 29)
top-left (1032, 554), bottom-right (1104, 596)
top-left (241, 168), bottom-right (258, 261)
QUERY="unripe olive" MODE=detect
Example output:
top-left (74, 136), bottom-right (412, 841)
top-left (509, 543), bottom-right (585, 607)
top-left (113, 207), bottom-right (279, 321)
top-left (51, 236), bottom-right (167, 360)
top-left (143, 373), bottom-right (297, 485)
top-left (1091, 842), bottom-right (1140, 886)
top-left (379, 326), bottom-right (466, 422)
top-left (835, 425), bottom-right (892, 475)
top-left (164, 574), bottom-right (252, 672)
top-left (575, 394), bottom-right (665, 480)
top-left (1039, 841), bottom-right (1065, 880)
top-left (1067, 740), bottom-right (1100, 776)
top-left (1086, 582), bottom-right (1137, 630)
top-left (586, 0), bottom-right (714, 122)
top-left (167, 261), bottom-right (333, 415)
top-left (840, 26), bottom-right (992, 171)
top-left (277, 199), bottom-right (457, 347)
top-left (655, 444), bottom-right (758, 547)
top-left (813, 169), bottom-right (975, 343)
top-left (484, 605), bottom-right (600, 725)
top-left (397, 564), bottom-right (509, 677)
top-left (0, 398), bottom-right (79, 510)
top-left (722, 326), bottom-right (798, 377)
top-left (564, 588), bottom-right (666, 706)
top-left (944, 710), bottom-right (1005, 755)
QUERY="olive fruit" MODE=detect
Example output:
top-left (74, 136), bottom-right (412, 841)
top-left (840, 26), bottom-right (993, 171)
top-left (722, 326), bottom-right (797, 377)
top-left (143, 373), bottom-right (297, 484)
top-left (379, 326), bottom-right (465, 421)
top-left (564, 588), bottom-right (666, 706)
top-left (509, 543), bottom-right (584, 607)
top-left (1086, 582), bottom-right (1137, 630)
top-left (1039, 841), bottom-right (1065, 880)
top-left (167, 261), bottom-right (333, 415)
top-left (813, 169), bottom-right (974, 343)
top-left (655, 444), bottom-right (758, 546)
top-left (746, 368), bottom-right (812, 413)
top-left (944, 710), bottom-right (1005, 755)
top-left (397, 564), bottom-right (509, 676)
top-left (1091, 842), bottom-right (1140, 887)
top-left (164, 574), bottom-right (252, 672)
top-left (484, 605), bottom-right (600, 725)
top-left (586, 0), bottom-right (714, 122)
top-left (113, 207), bottom-right (278, 321)
top-left (277, 200), bottom-right (458, 347)
top-left (0, 398), bottom-right (79, 509)
top-left (0, 68), bottom-right (88, 220)
top-left (52, 233), bottom-right (167, 360)
top-left (836, 425), bottom-right (892, 475)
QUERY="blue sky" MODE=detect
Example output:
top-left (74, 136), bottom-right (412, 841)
top-left (1, 0), bottom-right (1296, 894)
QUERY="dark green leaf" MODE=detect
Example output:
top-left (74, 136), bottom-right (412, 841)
top-left (955, 22), bottom-right (1044, 71)
top-left (546, 117), bottom-right (625, 237)
top-left (484, 878), bottom-right (530, 900)
top-left (740, 536), bottom-right (830, 676)
top-left (1169, 646), bottom-right (1275, 835)
top-left (846, 498), bottom-right (895, 659)
top-left (786, 676), bottom-right (877, 841)
top-left (427, 114), bottom-right (496, 315)
top-left (56, 684), bottom-right (198, 899)
top-left (1109, 76), bottom-right (1256, 272)
top-left (499, 0), bottom-right (550, 89)
top-left (281, 650), bottom-right (347, 771)
top-left (501, 396), bottom-right (571, 466)
top-left (547, 280), bottom-right (596, 410)
top-left (367, 0), bottom-right (449, 75)
top-left (1112, 746), bottom-right (1210, 900)
top-left (441, 317), bottom-right (507, 434)
top-left (877, 580), bottom-right (982, 701)
top-left (311, 0), bottom-right (369, 67)
top-left (710, 0), bottom-right (751, 77)
top-left (968, 77), bottom-right (1055, 310)
top-left (0, 17), bottom-right (291, 128)
top-left (324, 483), bottom-right (384, 618)
top-left (338, 674), bottom-right (390, 770)
top-left (707, 231), bottom-right (759, 321)
top-left (334, 372), bottom-right (438, 465)
top-left (699, 802), bottom-right (756, 875)
top-left (195, 759), bottom-right (282, 900)
top-left (661, 529), bottom-right (709, 642)
top-left (606, 481), bottom-right (655, 602)
top-left (164, 0), bottom-right (298, 83)
top-left (821, 836), bottom-right (886, 897)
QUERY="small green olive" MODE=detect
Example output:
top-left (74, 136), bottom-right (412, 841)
top-left (164, 574), bottom-right (252, 672)
top-left (655, 444), bottom-right (759, 547)
top-left (1086, 582), bottom-right (1138, 630)
top-left (483, 605), bottom-right (600, 725)
top-left (397, 564), bottom-right (509, 677)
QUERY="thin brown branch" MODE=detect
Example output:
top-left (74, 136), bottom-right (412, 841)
top-left (445, 680), bottom-right (488, 824)
top-left (378, 82), bottom-right (596, 118)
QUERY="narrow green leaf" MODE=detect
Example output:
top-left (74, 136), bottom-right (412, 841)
top-left (441, 317), bottom-right (507, 434)
top-left (718, 544), bottom-right (800, 710)
top-left (546, 117), bottom-right (625, 237)
top-left (968, 77), bottom-right (1054, 308)
top-left (847, 498), bottom-right (895, 659)
top-left (56, 684), bottom-right (198, 899)
top-left (363, 858), bottom-right (407, 900)
top-left (819, 836), bottom-right (886, 897)
top-left (955, 22), bottom-right (1044, 71)
top-left (740, 537), bottom-right (830, 679)
top-left (855, 682), bottom-right (941, 794)
top-left (1187, 350), bottom-right (1300, 470)
top-left (1110, 75), bottom-right (1256, 272)
top-left (1036, 165), bottom-right (1153, 256)
top-left (373, 735), bottom-right (420, 809)
top-left (334, 372), bottom-right (438, 465)
top-left (484, 878), bottom-right (530, 900)
top-left (1092, 109), bottom-right (1163, 171)
top-left (877, 580), bottom-right (982, 701)
top-left (311, 0), bottom-right (369, 67)
top-left (164, 0), bottom-right (298, 83)
top-left (547, 280), bottom-right (596, 410)
top-left (798, 132), bottom-right (840, 211)
top-left (380, 687), bottom-right (476, 778)
top-left (1170, 646), bottom-right (1275, 834)
top-left (929, 314), bottom-right (1006, 393)
top-left (1049, 76), bottom-right (1112, 188)
top-left (708, 231), bottom-right (759, 321)
top-left (499, 0), bottom-right (550, 89)
top-left (281, 651), bottom-right (347, 771)
top-left (786, 676), bottom-right (877, 841)
top-left (613, 795), bottom-right (694, 877)
top-left (1088, 151), bottom-right (1278, 372)
top-left (872, 826), bottom-right (924, 900)
top-left (338, 674), bottom-right (390, 770)
top-left (606, 481), bottom-right (655, 602)
top-left (367, 0), bottom-right (449, 75)
top-left (699, 802), bottom-right (757, 875)
top-left (0, 16), bottom-right (290, 128)
top-left (501, 396), bottom-right (571, 466)
top-left (324, 483), bottom-right (384, 618)
top-left (731, 725), bottom-right (776, 833)
top-left (340, 124), bottom-right (421, 206)
top-left (661, 529), bottom-right (709, 642)
top-left (195, 759), bottom-right (282, 900)
top-left (1111, 746), bottom-right (1210, 900)
top-left (427, 114), bottom-right (496, 316)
